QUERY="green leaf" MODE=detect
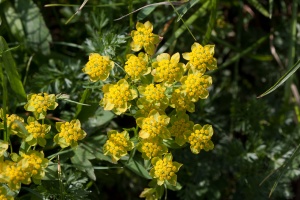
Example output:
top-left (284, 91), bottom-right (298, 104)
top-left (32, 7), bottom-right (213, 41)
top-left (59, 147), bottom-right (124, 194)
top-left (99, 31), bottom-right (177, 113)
top-left (247, 0), bottom-right (270, 18)
top-left (176, 0), bottom-right (200, 22)
top-left (43, 162), bottom-right (58, 180)
top-left (0, 36), bottom-right (26, 99)
top-left (121, 159), bottom-right (152, 179)
top-left (257, 59), bottom-right (300, 98)
top-left (2, 1), bottom-right (25, 42)
top-left (137, 6), bottom-right (156, 21)
top-left (71, 146), bottom-right (96, 181)
top-left (166, 181), bottom-right (182, 191)
top-left (14, 0), bottom-right (52, 55)
top-left (202, 0), bottom-right (217, 44)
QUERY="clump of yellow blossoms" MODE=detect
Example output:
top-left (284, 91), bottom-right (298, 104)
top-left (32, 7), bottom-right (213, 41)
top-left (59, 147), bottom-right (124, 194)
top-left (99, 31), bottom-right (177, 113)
top-left (100, 79), bottom-right (138, 115)
top-left (131, 21), bottom-right (160, 55)
top-left (188, 124), bottom-right (214, 154)
top-left (137, 138), bottom-right (168, 160)
top-left (25, 116), bottom-right (50, 147)
top-left (169, 112), bottom-right (194, 146)
top-left (152, 53), bottom-right (185, 85)
top-left (138, 84), bottom-right (168, 108)
top-left (125, 53), bottom-right (150, 80)
top-left (180, 72), bottom-right (212, 102)
top-left (149, 153), bottom-right (182, 186)
top-left (0, 109), bottom-right (25, 137)
top-left (24, 93), bottom-right (58, 119)
top-left (54, 119), bottom-right (87, 148)
top-left (170, 88), bottom-right (195, 113)
top-left (82, 53), bottom-right (114, 82)
top-left (0, 150), bottom-right (48, 190)
top-left (103, 130), bottom-right (134, 163)
top-left (136, 110), bottom-right (170, 139)
top-left (183, 42), bottom-right (217, 73)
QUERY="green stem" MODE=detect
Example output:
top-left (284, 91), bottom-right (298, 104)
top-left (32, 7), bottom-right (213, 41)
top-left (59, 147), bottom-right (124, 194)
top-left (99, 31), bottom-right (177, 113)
top-left (0, 64), bottom-right (8, 141)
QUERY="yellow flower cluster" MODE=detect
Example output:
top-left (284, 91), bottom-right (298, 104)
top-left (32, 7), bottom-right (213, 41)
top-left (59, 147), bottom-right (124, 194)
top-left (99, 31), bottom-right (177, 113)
top-left (54, 119), bottom-right (87, 148)
top-left (83, 53), bottom-right (114, 82)
top-left (24, 93), bottom-right (58, 119)
top-left (94, 21), bottom-right (217, 191)
top-left (0, 150), bottom-right (48, 191)
top-left (103, 130), bottom-right (134, 163)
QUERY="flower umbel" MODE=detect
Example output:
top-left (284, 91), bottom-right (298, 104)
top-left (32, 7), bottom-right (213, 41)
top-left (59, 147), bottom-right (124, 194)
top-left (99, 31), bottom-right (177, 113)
top-left (152, 53), bottom-right (185, 85)
top-left (0, 109), bottom-right (25, 137)
top-left (188, 124), bottom-right (214, 154)
top-left (169, 88), bottom-right (195, 113)
top-left (136, 110), bottom-right (170, 139)
top-left (138, 84), bottom-right (168, 108)
top-left (169, 112), bottom-right (194, 146)
top-left (103, 130), bottom-right (134, 163)
top-left (131, 21), bottom-right (160, 55)
top-left (181, 72), bottom-right (212, 102)
top-left (150, 153), bottom-right (182, 186)
top-left (82, 53), bottom-right (114, 82)
top-left (24, 93), bottom-right (58, 120)
top-left (100, 79), bottom-right (138, 115)
top-left (25, 116), bottom-right (50, 147)
top-left (137, 138), bottom-right (168, 160)
top-left (125, 53), bottom-right (150, 81)
top-left (54, 119), bottom-right (87, 148)
top-left (182, 42), bottom-right (217, 73)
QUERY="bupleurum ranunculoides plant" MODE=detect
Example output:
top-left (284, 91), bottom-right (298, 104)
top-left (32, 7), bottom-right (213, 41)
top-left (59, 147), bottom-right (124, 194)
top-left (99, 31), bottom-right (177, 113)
top-left (0, 92), bottom-right (87, 196)
top-left (82, 21), bottom-right (217, 199)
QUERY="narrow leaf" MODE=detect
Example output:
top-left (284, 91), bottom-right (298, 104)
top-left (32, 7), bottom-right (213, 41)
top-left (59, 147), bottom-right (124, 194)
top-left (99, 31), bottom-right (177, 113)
top-left (257, 59), bottom-right (300, 98)
top-left (247, 0), bottom-right (270, 18)
top-left (176, 0), bottom-right (200, 22)
top-left (0, 36), bottom-right (26, 99)
top-left (121, 159), bottom-right (152, 179)
top-left (202, 0), bottom-right (217, 44)
top-left (137, 6), bottom-right (156, 21)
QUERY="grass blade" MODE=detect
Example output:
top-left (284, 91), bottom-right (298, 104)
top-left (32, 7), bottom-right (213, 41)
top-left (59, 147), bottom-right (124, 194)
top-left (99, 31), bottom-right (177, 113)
top-left (202, 0), bottom-right (217, 45)
top-left (257, 59), bottom-right (300, 98)
top-left (247, 0), bottom-right (270, 18)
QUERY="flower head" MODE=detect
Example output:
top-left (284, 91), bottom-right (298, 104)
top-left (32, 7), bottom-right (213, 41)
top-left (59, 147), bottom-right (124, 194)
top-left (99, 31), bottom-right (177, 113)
top-left (188, 124), bottom-right (214, 154)
top-left (149, 153), bottom-right (182, 186)
top-left (24, 93), bottom-right (58, 120)
top-left (131, 21), bottom-right (160, 55)
top-left (152, 53), bottom-right (185, 85)
top-left (125, 53), bottom-right (150, 81)
top-left (100, 79), bottom-right (138, 115)
top-left (25, 116), bottom-right (51, 147)
top-left (169, 88), bottom-right (195, 113)
top-left (103, 130), bottom-right (134, 163)
top-left (138, 84), bottom-right (168, 107)
top-left (182, 43), bottom-right (217, 73)
top-left (136, 110), bottom-right (170, 139)
top-left (0, 109), bottom-right (25, 137)
top-left (169, 112), bottom-right (194, 146)
top-left (137, 138), bottom-right (168, 160)
top-left (180, 72), bottom-right (212, 102)
top-left (54, 119), bottom-right (87, 148)
top-left (82, 53), bottom-right (114, 82)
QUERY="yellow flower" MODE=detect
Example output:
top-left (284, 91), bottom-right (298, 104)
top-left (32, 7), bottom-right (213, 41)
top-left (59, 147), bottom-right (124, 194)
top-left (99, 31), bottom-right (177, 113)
top-left (20, 150), bottom-right (49, 184)
top-left (136, 110), bottom-right (170, 139)
top-left (25, 116), bottom-right (50, 147)
top-left (54, 119), bottom-right (87, 148)
top-left (138, 84), bottom-right (168, 108)
top-left (188, 124), bottom-right (214, 154)
top-left (149, 153), bottom-right (182, 186)
top-left (103, 130), bottom-right (134, 163)
top-left (0, 186), bottom-right (14, 200)
top-left (169, 88), bottom-right (195, 113)
top-left (131, 21), bottom-right (160, 55)
top-left (169, 112), bottom-right (194, 146)
top-left (100, 79), bottom-right (138, 115)
top-left (182, 42), bottom-right (217, 73)
top-left (180, 72), bottom-right (212, 102)
top-left (0, 160), bottom-right (31, 190)
top-left (0, 109), bottom-right (25, 137)
top-left (152, 53), bottom-right (185, 85)
top-left (24, 93), bottom-right (58, 120)
top-left (125, 53), bottom-right (150, 80)
top-left (137, 138), bottom-right (168, 160)
top-left (82, 53), bottom-right (114, 82)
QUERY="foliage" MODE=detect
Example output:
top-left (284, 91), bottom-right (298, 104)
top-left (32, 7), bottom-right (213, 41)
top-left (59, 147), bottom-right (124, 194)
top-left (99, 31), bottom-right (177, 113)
top-left (0, 0), bottom-right (300, 199)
